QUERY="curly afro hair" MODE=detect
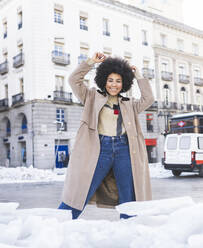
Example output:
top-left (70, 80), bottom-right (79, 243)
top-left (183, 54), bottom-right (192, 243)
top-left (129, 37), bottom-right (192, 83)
top-left (94, 57), bottom-right (135, 93)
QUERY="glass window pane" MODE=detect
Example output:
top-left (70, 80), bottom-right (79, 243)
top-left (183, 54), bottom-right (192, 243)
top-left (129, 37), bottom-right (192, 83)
top-left (198, 137), bottom-right (203, 149)
top-left (179, 136), bottom-right (191, 150)
top-left (167, 137), bottom-right (177, 150)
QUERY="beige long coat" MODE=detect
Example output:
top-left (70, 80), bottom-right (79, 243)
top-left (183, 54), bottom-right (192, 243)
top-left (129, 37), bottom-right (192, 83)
top-left (62, 61), bottom-right (155, 210)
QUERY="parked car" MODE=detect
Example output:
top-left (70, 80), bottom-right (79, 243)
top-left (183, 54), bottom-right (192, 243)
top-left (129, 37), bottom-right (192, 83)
top-left (162, 133), bottom-right (203, 177)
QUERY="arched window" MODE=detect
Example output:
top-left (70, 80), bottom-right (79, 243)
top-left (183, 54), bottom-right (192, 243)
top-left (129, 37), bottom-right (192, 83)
top-left (180, 87), bottom-right (187, 104)
top-left (6, 119), bottom-right (11, 136)
top-left (163, 84), bottom-right (170, 105)
top-left (22, 115), bottom-right (27, 133)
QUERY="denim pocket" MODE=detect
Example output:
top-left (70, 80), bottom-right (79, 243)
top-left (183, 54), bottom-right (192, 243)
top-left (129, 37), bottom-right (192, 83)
top-left (120, 136), bottom-right (128, 145)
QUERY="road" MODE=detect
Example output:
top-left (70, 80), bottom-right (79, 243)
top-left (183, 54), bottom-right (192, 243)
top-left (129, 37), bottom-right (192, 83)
top-left (1, 174), bottom-right (203, 220)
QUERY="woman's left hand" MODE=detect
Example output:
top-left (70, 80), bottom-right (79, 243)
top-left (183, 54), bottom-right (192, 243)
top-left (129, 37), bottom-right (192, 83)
top-left (131, 65), bottom-right (142, 80)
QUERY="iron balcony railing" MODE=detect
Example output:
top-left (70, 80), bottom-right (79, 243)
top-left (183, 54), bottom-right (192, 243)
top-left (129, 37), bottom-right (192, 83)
top-left (57, 121), bottom-right (67, 131)
top-left (142, 41), bottom-right (148, 46)
top-left (103, 31), bottom-right (110, 36)
top-left (161, 71), bottom-right (173, 81)
top-left (54, 18), bottom-right (63, 24)
top-left (161, 102), bottom-right (178, 109)
top-left (193, 104), bottom-right (201, 111)
top-left (53, 91), bottom-right (72, 103)
top-left (12, 93), bottom-right (24, 105)
top-left (179, 74), bottom-right (190, 84)
top-left (142, 68), bottom-right (155, 79)
top-left (18, 22), bottom-right (22, 29)
top-left (194, 77), bottom-right (203, 86)
top-left (0, 98), bottom-right (8, 110)
top-left (13, 52), bottom-right (24, 68)
top-left (80, 24), bottom-right (88, 31)
top-left (52, 51), bottom-right (70, 65)
top-left (123, 36), bottom-right (130, 41)
top-left (147, 101), bottom-right (158, 110)
top-left (187, 104), bottom-right (192, 111)
top-left (78, 54), bottom-right (88, 64)
top-left (0, 61), bottom-right (9, 75)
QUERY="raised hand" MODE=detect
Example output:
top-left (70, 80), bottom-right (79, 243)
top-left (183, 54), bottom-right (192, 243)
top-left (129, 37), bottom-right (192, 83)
top-left (91, 52), bottom-right (106, 63)
top-left (131, 65), bottom-right (142, 79)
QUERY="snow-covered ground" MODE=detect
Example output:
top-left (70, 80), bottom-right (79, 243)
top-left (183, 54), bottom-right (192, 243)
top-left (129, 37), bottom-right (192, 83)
top-left (1, 197), bottom-right (203, 248)
top-left (0, 166), bottom-right (66, 184)
top-left (0, 163), bottom-right (171, 184)
top-left (0, 164), bottom-right (202, 247)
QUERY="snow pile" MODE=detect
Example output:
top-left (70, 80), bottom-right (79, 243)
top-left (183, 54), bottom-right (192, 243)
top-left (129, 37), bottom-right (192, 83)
top-left (149, 162), bottom-right (172, 178)
top-left (0, 166), bottom-right (65, 184)
top-left (1, 197), bottom-right (203, 248)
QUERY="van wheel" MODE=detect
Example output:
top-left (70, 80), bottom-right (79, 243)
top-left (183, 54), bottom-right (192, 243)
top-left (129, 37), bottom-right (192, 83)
top-left (199, 168), bottom-right (203, 177)
top-left (172, 170), bottom-right (182, 177)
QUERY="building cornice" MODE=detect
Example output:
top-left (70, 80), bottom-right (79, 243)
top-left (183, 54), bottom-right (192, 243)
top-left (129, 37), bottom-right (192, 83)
top-left (87, 0), bottom-right (203, 38)
top-left (1, 0), bottom-right (203, 38)
top-left (153, 44), bottom-right (203, 64)
top-left (0, 0), bottom-right (13, 9)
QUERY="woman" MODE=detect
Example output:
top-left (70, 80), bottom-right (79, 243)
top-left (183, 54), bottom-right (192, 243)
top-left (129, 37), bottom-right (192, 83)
top-left (59, 52), bottom-right (155, 219)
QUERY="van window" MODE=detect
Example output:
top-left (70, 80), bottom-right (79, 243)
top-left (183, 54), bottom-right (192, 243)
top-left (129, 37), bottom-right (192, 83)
top-left (179, 136), bottom-right (191, 150)
top-left (198, 137), bottom-right (203, 149)
top-left (167, 137), bottom-right (177, 150)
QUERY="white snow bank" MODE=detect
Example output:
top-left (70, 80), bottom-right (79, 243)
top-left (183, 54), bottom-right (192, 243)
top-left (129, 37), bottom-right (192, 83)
top-left (0, 203), bottom-right (19, 213)
top-left (116, 196), bottom-right (195, 216)
top-left (149, 162), bottom-right (172, 178)
top-left (0, 166), bottom-right (65, 184)
top-left (1, 197), bottom-right (203, 248)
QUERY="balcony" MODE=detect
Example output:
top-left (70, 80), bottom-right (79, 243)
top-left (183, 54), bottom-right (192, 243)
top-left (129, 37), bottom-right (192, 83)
top-left (12, 93), bottom-right (24, 106)
top-left (103, 31), bottom-right (110, 36)
top-left (142, 68), bottom-right (154, 79)
top-left (0, 61), bottom-right (8, 75)
top-left (54, 18), bottom-right (63, 24)
top-left (193, 104), bottom-right (201, 111)
top-left (0, 98), bottom-right (8, 111)
top-left (147, 101), bottom-right (158, 110)
top-left (161, 71), bottom-right (173, 81)
top-left (57, 121), bottom-right (67, 132)
top-left (18, 22), bottom-right (22, 29)
top-left (123, 36), bottom-right (130, 41)
top-left (80, 24), bottom-right (88, 31)
top-left (142, 41), bottom-right (148, 46)
top-left (170, 102), bottom-right (178, 110)
top-left (179, 74), bottom-right (190, 84)
top-left (161, 101), bottom-right (178, 110)
top-left (52, 51), bottom-right (70, 65)
top-left (53, 91), bottom-right (72, 103)
top-left (13, 52), bottom-right (24, 68)
top-left (78, 54), bottom-right (88, 64)
top-left (187, 104), bottom-right (192, 111)
top-left (180, 104), bottom-right (187, 111)
top-left (194, 77), bottom-right (203, 86)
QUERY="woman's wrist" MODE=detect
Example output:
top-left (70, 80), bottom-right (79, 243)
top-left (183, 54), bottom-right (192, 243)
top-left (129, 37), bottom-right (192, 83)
top-left (134, 69), bottom-right (143, 80)
top-left (86, 58), bottom-right (96, 66)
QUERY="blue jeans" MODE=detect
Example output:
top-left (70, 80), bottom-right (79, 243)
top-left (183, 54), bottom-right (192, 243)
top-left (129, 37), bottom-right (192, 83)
top-left (59, 134), bottom-right (135, 219)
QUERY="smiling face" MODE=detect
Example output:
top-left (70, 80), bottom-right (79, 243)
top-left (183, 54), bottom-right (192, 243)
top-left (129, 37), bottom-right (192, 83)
top-left (105, 73), bottom-right (123, 96)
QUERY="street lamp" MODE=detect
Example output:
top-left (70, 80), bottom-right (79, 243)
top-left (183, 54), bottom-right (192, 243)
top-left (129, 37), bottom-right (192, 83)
top-left (53, 121), bottom-right (64, 170)
top-left (158, 111), bottom-right (172, 136)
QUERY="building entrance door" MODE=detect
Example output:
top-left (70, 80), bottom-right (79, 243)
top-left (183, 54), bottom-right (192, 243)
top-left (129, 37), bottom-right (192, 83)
top-left (55, 145), bottom-right (69, 168)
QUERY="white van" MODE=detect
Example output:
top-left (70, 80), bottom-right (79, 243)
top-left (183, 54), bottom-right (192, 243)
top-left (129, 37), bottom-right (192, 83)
top-left (163, 133), bottom-right (203, 177)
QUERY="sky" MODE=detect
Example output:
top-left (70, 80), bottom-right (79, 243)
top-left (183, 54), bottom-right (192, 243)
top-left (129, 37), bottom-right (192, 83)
top-left (182, 0), bottom-right (203, 30)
